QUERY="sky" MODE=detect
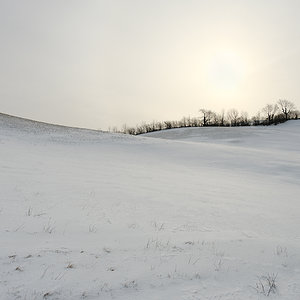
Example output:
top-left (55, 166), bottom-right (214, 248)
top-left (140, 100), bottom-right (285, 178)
top-left (1, 0), bottom-right (300, 130)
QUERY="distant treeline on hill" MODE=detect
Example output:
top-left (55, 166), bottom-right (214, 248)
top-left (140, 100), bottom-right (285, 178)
top-left (110, 99), bottom-right (299, 135)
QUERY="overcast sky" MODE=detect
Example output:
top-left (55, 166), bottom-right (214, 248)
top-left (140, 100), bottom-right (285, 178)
top-left (1, 0), bottom-right (300, 130)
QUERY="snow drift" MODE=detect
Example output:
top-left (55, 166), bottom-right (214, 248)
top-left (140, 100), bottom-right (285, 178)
top-left (0, 113), bottom-right (299, 299)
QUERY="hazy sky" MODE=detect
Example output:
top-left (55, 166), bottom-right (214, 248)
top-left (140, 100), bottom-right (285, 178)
top-left (1, 0), bottom-right (300, 130)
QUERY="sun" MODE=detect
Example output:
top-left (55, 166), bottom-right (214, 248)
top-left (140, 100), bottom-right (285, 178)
top-left (205, 50), bottom-right (246, 95)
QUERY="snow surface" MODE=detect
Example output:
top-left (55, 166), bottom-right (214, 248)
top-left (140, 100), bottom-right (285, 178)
top-left (1, 113), bottom-right (300, 300)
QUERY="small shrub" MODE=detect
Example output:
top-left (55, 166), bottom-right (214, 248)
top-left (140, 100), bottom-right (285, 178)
top-left (43, 219), bottom-right (55, 234)
top-left (26, 206), bottom-right (33, 216)
top-left (254, 273), bottom-right (277, 296)
top-left (66, 263), bottom-right (75, 269)
top-left (89, 224), bottom-right (97, 233)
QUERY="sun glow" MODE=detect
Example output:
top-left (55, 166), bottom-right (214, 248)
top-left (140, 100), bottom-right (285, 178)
top-left (205, 49), bottom-right (246, 96)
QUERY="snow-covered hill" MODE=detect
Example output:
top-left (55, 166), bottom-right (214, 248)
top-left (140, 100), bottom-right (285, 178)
top-left (1, 113), bottom-right (300, 300)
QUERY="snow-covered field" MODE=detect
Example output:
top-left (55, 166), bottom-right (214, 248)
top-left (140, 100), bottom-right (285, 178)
top-left (1, 113), bottom-right (300, 300)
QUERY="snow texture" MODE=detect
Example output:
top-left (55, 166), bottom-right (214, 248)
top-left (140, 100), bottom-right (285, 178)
top-left (0, 113), bottom-right (300, 299)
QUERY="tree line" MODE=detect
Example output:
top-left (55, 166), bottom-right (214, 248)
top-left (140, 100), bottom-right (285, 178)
top-left (110, 99), bottom-right (299, 135)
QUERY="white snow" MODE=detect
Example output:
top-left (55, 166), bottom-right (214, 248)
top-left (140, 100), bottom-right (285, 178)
top-left (0, 113), bottom-right (300, 299)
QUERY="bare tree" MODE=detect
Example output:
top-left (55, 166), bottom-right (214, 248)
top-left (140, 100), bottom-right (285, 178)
top-left (290, 109), bottom-right (300, 119)
top-left (219, 109), bottom-right (226, 126)
top-left (240, 111), bottom-right (249, 126)
top-left (199, 109), bottom-right (208, 126)
top-left (199, 109), bottom-right (215, 126)
top-left (126, 127), bottom-right (136, 135)
top-left (156, 121), bottom-right (164, 131)
top-left (121, 123), bottom-right (128, 134)
top-left (186, 116), bottom-right (191, 127)
top-left (227, 109), bottom-right (239, 126)
top-left (211, 112), bottom-right (220, 126)
top-left (278, 99), bottom-right (295, 120)
top-left (191, 117), bottom-right (200, 127)
top-left (164, 121), bottom-right (172, 129)
top-left (251, 112), bottom-right (262, 126)
top-left (262, 104), bottom-right (278, 124)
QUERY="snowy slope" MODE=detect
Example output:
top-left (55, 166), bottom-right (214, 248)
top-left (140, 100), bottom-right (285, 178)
top-left (1, 113), bottom-right (300, 300)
